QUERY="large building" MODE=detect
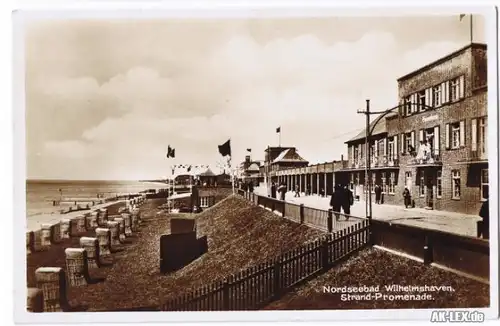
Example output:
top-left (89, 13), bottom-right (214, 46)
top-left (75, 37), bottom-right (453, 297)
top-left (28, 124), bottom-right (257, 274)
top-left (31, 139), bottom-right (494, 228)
top-left (338, 43), bottom-right (487, 214)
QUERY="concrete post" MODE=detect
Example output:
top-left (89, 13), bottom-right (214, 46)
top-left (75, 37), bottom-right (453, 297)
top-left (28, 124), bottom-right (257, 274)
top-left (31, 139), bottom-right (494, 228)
top-left (310, 174), bottom-right (313, 194)
top-left (95, 228), bottom-right (112, 257)
top-left (27, 288), bottom-right (44, 312)
top-left (35, 267), bottom-right (68, 312)
top-left (317, 173), bottom-right (320, 196)
top-left (106, 221), bottom-right (121, 246)
top-left (65, 248), bottom-right (89, 287)
top-left (80, 237), bottom-right (100, 269)
top-left (324, 172), bottom-right (328, 197)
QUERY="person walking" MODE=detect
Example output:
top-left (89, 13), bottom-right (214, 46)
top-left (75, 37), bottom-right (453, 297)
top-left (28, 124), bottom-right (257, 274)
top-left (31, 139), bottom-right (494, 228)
top-left (478, 198), bottom-right (489, 239)
top-left (341, 185), bottom-right (354, 220)
top-left (330, 185), bottom-right (342, 221)
top-left (374, 184), bottom-right (382, 204)
top-left (270, 182), bottom-right (277, 199)
top-left (403, 187), bottom-right (411, 208)
top-left (294, 184), bottom-right (300, 197)
top-left (278, 183), bottom-right (287, 201)
top-left (248, 181), bottom-right (254, 193)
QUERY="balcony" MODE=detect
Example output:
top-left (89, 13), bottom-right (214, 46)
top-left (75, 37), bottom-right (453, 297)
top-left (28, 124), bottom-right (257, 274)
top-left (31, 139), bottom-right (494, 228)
top-left (409, 153), bottom-right (442, 166)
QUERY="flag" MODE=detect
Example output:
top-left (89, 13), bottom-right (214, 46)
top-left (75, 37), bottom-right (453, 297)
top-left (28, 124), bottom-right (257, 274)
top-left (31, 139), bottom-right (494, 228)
top-left (276, 127), bottom-right (281, 133)
top-left (187, 165), bottom-right (192, 172)
top-left (218, 139), bottom-right (231, 157)
top-left (166, 145), bottom-right (175, 158)
top-left (459, 14), bottom-right (466, 21)
top-left (247, 148), bottom-right (251, 152)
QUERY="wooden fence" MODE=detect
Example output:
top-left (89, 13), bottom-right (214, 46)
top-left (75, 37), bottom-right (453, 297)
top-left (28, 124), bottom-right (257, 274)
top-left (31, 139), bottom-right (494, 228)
top-left (161, 219), bottom-right (370, 311)
top-left (237, 190), bottom-right (363, 232)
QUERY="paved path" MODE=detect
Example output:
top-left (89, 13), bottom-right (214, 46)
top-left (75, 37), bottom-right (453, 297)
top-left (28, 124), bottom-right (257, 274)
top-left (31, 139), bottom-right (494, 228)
top-left (254, 187), bottom-right (480, 237)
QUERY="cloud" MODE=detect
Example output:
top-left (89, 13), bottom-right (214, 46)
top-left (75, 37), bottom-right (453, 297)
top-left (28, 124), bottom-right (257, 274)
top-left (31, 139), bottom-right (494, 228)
top-left (27, 28), bottom-right (463, 179)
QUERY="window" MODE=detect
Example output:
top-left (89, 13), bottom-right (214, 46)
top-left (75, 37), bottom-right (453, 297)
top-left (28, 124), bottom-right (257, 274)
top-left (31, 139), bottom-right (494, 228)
top-left (419, 171), bottom-right (425, 197)
top-left (452, 170), bottom-right (461, 199)
top-left (418, 90), bottom-right (426, 110)
top-left (378, 139), bottom-right (385, 159)
top-left (451, 123), bottom-right (460, 149)
top-left (371, 172), bottom-right (376, 193)
top-left (388, 172), bottom-right (396, 194)
top-left (350, 173), bottom-right (354, 191)
top-left (432, 85), bottom-right (442, 107)
top-left (405, 132), bottom-right (413, 153)
top-left (450, 77), bottom-right (460, 102)
top-left (436, 170), bottom-right (442, 198)
top-left (388, 137), bottom-right (394, 160)
top-left (479, 117), bottom-right (487, 155)
top-left (405, 96), bottom-right (412, 116)
top-left (481, 169), bottom-right (489, 200)
top-left (381, 172), bottom-right (387, 193)
top-left (354, 172), bottom-right (359, 186)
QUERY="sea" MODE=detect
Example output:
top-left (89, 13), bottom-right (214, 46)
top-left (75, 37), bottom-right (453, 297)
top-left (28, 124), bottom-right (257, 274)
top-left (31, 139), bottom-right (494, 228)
top-left (26, 179), bottom-right (166, 218)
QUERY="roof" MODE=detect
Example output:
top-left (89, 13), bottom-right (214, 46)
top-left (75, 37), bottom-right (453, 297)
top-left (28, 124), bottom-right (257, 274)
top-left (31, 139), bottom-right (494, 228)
top-left (397, 43), bottom-right (487, 82)
top-left (265, 146), bottom-right (294, 152)
top-left (271, 148), bottom-right (308, 164)
top-left (198, 168), bottom-right (216, 177)
top-left (345, 111), bottom-right (400, 144)
top-left (246, 163), bottom-right (260, 172)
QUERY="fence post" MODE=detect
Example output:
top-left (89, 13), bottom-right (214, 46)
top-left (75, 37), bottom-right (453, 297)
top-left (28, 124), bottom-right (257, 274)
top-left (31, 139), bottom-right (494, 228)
top-left (273, 257), bottom-right (282, 299)
top-left (299, 204), bottom-right (304, 224)
top-left (282, 202), bottom-right (286, 217)
top-left (222, 278), bottom-right (230, 310)
top-left (321, 238), bottom-right (329, 271)
top-left (423, 235), bottom-right (433, 265)
top-left (327, 209), bottom-right (333, 233)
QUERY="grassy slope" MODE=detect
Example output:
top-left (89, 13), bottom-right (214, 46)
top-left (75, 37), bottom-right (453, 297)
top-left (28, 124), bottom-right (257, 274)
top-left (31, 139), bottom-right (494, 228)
top-left (264, 248), bottom-right (490, 310)
top-left (68, 195), bottom-right (323, 311)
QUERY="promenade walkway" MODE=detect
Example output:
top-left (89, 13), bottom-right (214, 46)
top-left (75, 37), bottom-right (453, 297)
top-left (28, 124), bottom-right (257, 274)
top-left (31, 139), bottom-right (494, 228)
top-left (253, 186), bottom-right (481, 237)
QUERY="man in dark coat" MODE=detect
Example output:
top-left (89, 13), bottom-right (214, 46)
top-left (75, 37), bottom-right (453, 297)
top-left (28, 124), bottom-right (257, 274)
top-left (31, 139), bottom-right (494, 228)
top-left (330, 185), bottom-right (342, 220)
top-left (374, 184), bottom-right (382, 204)
top-left (270, 182), bottom-right (277, 198)
top-left (248, 181), bottom-right (254, 193)
top-left (341, 185), bottom-right (354, 219)
top-left (403, 187), bottom-right (411, 208)
top-left (478, 199), bottom-right (489, 239)
top-left (278, 183), bottom-right (287, 201)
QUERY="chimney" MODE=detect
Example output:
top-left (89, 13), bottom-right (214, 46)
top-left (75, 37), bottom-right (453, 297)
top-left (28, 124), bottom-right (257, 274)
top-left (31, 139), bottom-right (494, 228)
top-left (341, 154), bottom-right (344, 162)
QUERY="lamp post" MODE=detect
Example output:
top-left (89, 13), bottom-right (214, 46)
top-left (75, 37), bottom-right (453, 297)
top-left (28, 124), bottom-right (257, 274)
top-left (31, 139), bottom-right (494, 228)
top-left (357, 100), bottom-right (435, 220)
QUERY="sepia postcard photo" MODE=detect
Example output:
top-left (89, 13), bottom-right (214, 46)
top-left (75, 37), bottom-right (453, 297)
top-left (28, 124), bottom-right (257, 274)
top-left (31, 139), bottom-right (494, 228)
top-left (13, 4), bottom-right (499, 324)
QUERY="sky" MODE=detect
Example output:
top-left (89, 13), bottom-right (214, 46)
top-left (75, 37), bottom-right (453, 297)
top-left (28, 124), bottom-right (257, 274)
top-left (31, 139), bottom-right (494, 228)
top-left (24, 13), bottom-right (486, 180)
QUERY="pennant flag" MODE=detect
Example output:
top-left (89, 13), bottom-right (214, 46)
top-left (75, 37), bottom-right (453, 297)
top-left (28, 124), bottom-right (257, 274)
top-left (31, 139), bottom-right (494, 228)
top-left (459, 14), bottom-right (466, 21)
top-left (187, 165), bottom-right (192, 172)
top-left (218, 139), bottom-right (231, 157)
top-left (276, 126), bottom-right (281, 133)
top-left (247, 148), bottom-right (251, 152)
top-left (166, 145), bottom-right (175, 158)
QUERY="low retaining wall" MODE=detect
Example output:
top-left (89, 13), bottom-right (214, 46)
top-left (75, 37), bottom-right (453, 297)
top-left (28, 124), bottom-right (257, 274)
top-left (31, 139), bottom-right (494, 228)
top-left (371, 220), bottom-right (490, 280)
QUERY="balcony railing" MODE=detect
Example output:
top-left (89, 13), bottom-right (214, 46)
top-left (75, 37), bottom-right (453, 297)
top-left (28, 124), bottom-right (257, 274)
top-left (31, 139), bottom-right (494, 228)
top-left (348, 156), bottom-right (399, 169)
top-left (409, 152), bottom-right (442, 165)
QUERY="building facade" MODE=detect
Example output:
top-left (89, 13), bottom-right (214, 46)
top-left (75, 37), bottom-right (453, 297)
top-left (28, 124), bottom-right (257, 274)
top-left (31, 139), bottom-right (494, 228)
top-left (337, 43), bottom-right (487, 215)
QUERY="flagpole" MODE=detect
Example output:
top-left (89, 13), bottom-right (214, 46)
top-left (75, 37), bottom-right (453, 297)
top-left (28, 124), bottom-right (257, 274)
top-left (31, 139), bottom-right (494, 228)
top-left (470, 14), bottom-right (473, 44)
